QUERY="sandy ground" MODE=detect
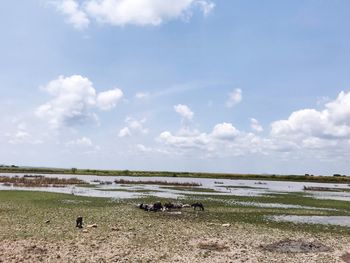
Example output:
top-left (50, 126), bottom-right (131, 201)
top-left (1, 219), bottom-right (350, 263)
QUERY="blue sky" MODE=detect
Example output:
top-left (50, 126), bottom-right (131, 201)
top-left (1, 0), bottom-right (350, 175)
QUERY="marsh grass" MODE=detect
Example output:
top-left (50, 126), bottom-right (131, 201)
top-left (114, 179), bottom-right (201, 187)
top-left (0, 176), bottom-right (85, 187)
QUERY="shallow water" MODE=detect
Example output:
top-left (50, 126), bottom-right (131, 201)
top-left (1, 172), bottom-right (350, 202)
top-left (267, 215), bottom-right (350, 227)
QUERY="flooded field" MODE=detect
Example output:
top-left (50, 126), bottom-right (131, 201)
top-left (1, 172), bottom-right (350, 201)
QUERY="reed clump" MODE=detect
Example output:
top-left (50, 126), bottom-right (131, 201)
top-left (114, 179), bottom-right (201, 187)
top-left (0, 176), bottom-right (85, 187)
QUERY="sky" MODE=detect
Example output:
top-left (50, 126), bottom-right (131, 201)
top-left (1, 0), bottom-right (350, 175)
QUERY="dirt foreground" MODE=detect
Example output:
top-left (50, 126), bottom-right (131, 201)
top-left (1, 218), bottom-right (350, 263)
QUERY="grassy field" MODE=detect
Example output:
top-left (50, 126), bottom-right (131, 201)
top-left (1, 190), bottom-right (350, 262)
top-left (1, 166), bottom-right (349, 183)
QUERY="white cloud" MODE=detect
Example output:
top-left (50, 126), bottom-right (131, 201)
top-left (195, 0), bottom-right (215, 16)
top-left (250, 118), bottom-right (263, 133)
top-left (159, 130), bottom-right (209, 150)
top-left (36, 75), bottom-right (123, 129)
top-left (226, 88), bottom-right (242, 108)
top-left (55, 0), bottom-right (214, 29)
top-left (158, 126), bottom-right (267, 158)
top-left (85, 0), bottom-right (214, 26)
top-left (97, 88), bottom-right (123, 110)
top-left (118, 117), bottom-right (148, 137)
top-left (157, 92), bottom-right (350, 159)
top-left (211, 122), bottom-right (239, 140)
top-left (56, 0), bottom-right (90, 29)
top-left (118, 127), bottom-right (131, 137)
top-left (271, 91), bottom-right (350, 140)
top-left (174, 104), bottom-right (194, 121)
top-left (270, 91), bottom-right (350, 154)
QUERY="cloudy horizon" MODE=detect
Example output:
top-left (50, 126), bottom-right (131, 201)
top-left (1, 1), bottom-right (350, 175)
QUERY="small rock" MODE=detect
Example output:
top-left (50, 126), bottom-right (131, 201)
top-left (45, 220), bottom-right (50, 224)
top-left (222, 223), bottom-right (231, 227)
top-left (82, 229), bottom-right (89, 233)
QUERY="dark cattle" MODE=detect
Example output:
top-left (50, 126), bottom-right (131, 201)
top-left (139, 202), bottom-right (163, 212)
top-left (76, 216), bottom-right (83, 228)
top-left (164, 202), bottom-right (183, 210)
top-left (191, 202), bottom-right (204, 211)
top-left (150, 201), bottom-right (163, 212)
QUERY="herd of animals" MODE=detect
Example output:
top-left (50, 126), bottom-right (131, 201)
top-left (75, 201), bottom-right (204, 228)
top-left (137, 201), bottom-right (205, 212)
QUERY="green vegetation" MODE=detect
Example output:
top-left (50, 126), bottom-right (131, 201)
top-left (1, 166), bottom-right (349, 183)
top-left (1, 189), bottom-right (349, 243)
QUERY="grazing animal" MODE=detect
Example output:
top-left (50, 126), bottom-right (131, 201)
top-left (138, 202), bottom-right (163, 212)
top-left (191, 202), bottom-right (204, 211)
top-left (149, 201), bottom-right (163, 212)
top-left (76, 216), bottom-right (83, 228)
top-left (164, 202), bottom-right (183, 210)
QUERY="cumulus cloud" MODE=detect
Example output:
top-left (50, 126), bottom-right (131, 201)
top-left (174, 104), bottom-right (194, 121)
top-left (271, 91), bottom-right (350, 140)
top-left (211, 122), bottom-right (239, 140)
top-left (97, 88), bottom-right (123, 110)
top-left (159, 122), bottom-right (245, 155)
top-left (226, 88), bottom-right (242, 108)
top-left (118, 117), bottom-right (148, 137)
top-left (36, 75), bottom-right (123, 129)
top-left (250, 118), bottom-right (263, 133)
top-left (157, 92), bottom-right (350, 159)
top-left (56, 0), bottom-right (90, 29)
top-left (158, 126), bottom-right (267, 158)
top-left (269, 91), bottom-right (350, 156)
top-left (55, 0), bottom-right (214, 29)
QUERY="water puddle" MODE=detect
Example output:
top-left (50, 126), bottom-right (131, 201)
top-left (232, 201), bottom-right (336, 211)
top-left (267, 215), bottom-right (350, 227)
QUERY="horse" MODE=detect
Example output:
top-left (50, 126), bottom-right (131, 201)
top-left (191, 202), bottom-right (204, 211)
